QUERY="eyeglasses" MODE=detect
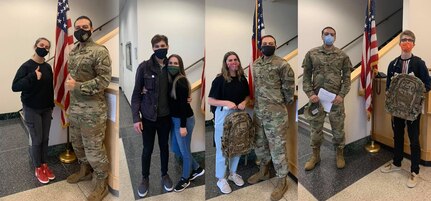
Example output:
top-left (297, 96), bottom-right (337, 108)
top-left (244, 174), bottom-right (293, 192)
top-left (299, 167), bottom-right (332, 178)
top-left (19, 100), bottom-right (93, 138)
top-left (400, 38), bottom-right (414, 42)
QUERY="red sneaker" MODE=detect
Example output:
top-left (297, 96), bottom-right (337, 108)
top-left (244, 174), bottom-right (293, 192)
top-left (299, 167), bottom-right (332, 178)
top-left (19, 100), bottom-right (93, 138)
top-left (42, 163), bottom-right (56, 180)
top-left (35, 167), bottom-right (49, 184)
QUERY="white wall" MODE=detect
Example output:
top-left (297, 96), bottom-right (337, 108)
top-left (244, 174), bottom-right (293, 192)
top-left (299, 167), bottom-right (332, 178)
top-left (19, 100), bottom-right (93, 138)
top-left (119, 0), bottom-right (205, 152)
top-left (0, 0), bottom-right (119, 114)
top-left (120, 0), bottom-right (205, 103)
top-left (205, 0), bottom-right (298, 120)
top-left (297, 0), bottom-right (402, 110)
top-left (298, 0), bottom-right (402, 71)
top-left (119, 0), bottom-right (138, 95)
top-left (403, 0), bottom-right (431, 66)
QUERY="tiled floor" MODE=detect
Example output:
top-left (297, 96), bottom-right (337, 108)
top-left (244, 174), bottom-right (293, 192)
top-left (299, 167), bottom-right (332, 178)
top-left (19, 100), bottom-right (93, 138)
top-left (0, 118), bottom-right (80, 198)
top-left (119, 91), bottom-right (205, 200)
top-left (298, 126), bottom-right (393, 200)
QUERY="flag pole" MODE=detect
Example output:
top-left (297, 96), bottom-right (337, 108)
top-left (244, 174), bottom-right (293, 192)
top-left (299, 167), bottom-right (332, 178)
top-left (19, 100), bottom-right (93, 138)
top-left (365, 76), bottom-right (380, 153)
top-left (59, 126), bottom-right (77, 163)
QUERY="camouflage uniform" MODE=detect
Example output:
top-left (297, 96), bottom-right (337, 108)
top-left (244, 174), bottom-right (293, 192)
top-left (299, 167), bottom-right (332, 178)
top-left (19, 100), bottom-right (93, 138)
top-left (253, 55), bottom-right (295, 178)
top-left (68, 39), bottom-right (112, 179)
top-left (302, 45), bottom-right (352, 148)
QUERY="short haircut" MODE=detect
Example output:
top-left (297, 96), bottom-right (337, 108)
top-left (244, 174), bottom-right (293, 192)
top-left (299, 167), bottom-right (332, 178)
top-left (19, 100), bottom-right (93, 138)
top-left (151, 34), bottom-right (169, 47)
top-left (74, 16), bottom-right (93, 27)
top-left (400, 30), bottom-right (416, 43)
top-left (34, 37), bottom-right (51, 48)
top-left (261, 35), bottom-right (277, 45)
top-left (321, 26), bottom-right (336, 35)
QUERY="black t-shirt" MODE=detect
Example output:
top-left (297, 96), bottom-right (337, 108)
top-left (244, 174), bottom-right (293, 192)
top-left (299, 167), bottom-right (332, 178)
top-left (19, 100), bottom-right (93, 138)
top-left (208, 75), bottom-right (250, 105)
top-left (12, 59), bottom-right (54, 109)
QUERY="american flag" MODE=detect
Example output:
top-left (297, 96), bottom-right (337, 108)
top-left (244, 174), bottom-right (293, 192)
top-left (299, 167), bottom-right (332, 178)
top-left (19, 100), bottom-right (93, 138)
top-left (249, 0), bottom-right (265, 100)
top-left (54, 0), bottom-right (74, 127)
top-left (200, 52), bottom-right (206, 113)
top-left (360, 0), bottom-right (378, 117)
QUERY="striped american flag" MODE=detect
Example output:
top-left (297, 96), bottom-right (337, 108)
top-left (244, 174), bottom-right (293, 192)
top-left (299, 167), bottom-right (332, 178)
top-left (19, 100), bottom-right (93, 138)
top-left (360, 0), bottom-right (378, 116)
top-left (54, 0), bottom-right (74, 127)
top-left (249, 0), bottom-right (265, 100)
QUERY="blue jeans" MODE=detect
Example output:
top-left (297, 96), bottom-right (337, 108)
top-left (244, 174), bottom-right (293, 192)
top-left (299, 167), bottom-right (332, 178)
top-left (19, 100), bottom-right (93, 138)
top-left (214, 106), bottom-right (240, 179)
top-left (171, 116), bottom-right (200, 179)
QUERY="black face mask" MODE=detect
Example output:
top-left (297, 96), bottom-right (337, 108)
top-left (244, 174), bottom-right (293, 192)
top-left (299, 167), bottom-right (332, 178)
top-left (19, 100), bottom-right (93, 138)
top-left (35, 47), bottom-right (49, 57)
top-left (154, 48), bottom-right (168, 59)
top-left (261, 45), bottom-right (276, 57)
top-left (74, 29), bottom-right (92, 42)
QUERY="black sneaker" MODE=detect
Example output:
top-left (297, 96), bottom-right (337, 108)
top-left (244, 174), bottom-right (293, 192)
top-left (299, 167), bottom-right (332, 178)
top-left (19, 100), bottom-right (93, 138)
top-left (162, 174), bottom-right (174, 191)
top-left (137, 177), bottom-right (149, 197)
top-left (174, 177), bottom-right (190, 192)
top-left (189, 167), bottom-right (205, 181)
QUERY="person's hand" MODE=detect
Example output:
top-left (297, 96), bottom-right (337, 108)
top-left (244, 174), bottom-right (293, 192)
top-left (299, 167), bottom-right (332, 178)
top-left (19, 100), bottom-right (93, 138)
top-left (309, 95), bottom-right (319, 103)
top-left (238, 101), bottom-right (246, 110)
top-left (35, 66), bottom-right (42, 80)
top-left (134, 122), bottom-right (143, 134)
top-left (226, 101), bottom-right (238, 110)
top-left (332, 95), bottom-right (343, 105)
top-left (187, 97), bottom-right (192, 103)
top-left (180, 127), bottom-right (187, 137)
top-left (65, 74), bottom-right (76, 91)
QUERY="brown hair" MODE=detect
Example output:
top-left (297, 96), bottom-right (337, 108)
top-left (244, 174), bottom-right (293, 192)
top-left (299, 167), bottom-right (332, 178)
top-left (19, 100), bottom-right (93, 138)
top-left (168, 54), bottom-right (190, 99)
top-left (221, 51), bottom-right (244, 82)
top-left (400, 30), bottom-right (416, 43)
top-left (74, 16), bottom-right (93, 27)
top-left (34, 37), bottom-right (51, 49)
top-left (151, 34), bottom-right (169, 47)
top-left (261, 35), bottom-right (277, 45)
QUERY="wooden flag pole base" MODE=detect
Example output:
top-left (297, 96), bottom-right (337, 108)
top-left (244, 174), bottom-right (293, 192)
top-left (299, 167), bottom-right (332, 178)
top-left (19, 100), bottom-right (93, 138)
top-left (60, 127), bottom-right (77, 164)
top-left (365, 140), bottom-right (380, 153)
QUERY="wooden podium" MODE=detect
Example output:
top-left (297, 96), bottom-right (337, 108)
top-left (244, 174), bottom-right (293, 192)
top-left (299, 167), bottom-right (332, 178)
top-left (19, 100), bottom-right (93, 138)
top-left (372, 78), bottom-right (431, 164)
top-left (104, 83), bottom-right (119, 195)
top-left (286, 95), bottom-right (298, 177)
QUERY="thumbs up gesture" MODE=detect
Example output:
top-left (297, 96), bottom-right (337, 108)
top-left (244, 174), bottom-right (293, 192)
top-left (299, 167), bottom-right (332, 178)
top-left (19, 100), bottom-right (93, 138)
top-left (35, 66), bottom-right (42, 80)
top-left (65, 74), bottom-right (76, 91)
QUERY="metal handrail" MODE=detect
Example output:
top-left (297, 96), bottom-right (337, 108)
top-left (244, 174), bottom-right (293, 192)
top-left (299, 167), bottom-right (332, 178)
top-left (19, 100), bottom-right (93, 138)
top-left (297, 8), bottom-right (402, 79)
top-left (46, 15), bottom-right (119, 63)
top-left (244, 35), bottom-right (298, 71)
top-left (339, 8), bottom-right (402, 51)
top-left (185, 57), bottom-right (204, 72)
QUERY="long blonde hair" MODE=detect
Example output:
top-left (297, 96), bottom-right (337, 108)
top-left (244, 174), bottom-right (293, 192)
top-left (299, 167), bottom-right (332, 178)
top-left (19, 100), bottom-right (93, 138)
top-left (221, 51), bottom-right (244, 82)
top-left (168, 54), bottom-right (190, 100)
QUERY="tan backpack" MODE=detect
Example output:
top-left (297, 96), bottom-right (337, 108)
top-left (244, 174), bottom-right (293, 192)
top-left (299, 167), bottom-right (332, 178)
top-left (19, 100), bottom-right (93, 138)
top-left (385, 73), bottom-right (425, 121)
top-left (222, 111), bottom-right (255, 159)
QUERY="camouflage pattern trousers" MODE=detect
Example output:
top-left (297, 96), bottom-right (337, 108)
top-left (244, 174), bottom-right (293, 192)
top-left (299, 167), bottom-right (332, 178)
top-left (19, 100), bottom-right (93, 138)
top-left (69, 113), bottom-right (110, 179)
top-left (308, 102), bottom-right (346, 149)
top-left (254, 113), bottom-right (289, 178)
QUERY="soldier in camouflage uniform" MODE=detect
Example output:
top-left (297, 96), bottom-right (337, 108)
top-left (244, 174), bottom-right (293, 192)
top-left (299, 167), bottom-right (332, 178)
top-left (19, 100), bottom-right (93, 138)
top-left (247, 35), bottom-right (295, 201)
top-left (302, 26), bottom-right (351, 171)
top-left (65, 16), bottom-right (111, 201)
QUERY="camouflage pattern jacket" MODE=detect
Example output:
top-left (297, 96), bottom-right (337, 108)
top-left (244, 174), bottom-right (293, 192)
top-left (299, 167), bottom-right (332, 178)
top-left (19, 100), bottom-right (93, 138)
top-left (253, 55), bottom-right (295, 118)
top-left (302, 45), bottom-right (351, 98)
top-left (68, 39), bottom-right (112, 116)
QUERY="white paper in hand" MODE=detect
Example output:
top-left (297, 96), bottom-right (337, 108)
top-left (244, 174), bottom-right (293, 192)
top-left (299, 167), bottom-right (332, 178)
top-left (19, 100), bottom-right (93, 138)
top-left (318, 88), bottom-right (336, 113)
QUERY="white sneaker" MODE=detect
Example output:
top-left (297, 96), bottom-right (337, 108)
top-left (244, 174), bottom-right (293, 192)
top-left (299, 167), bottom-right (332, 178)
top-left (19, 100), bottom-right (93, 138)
top-left (228, 173), bottom-right (245, 187)
top-left (407, 172), bottom-right (419, 188)
top-left (380, 163), bottom-right (401, 173)
top-left (217, 178), bottom-right (232, 194)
